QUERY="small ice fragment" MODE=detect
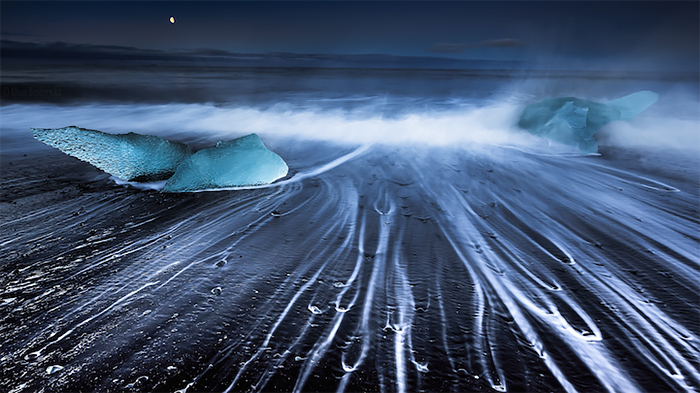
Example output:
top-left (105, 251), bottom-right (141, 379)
top-left (308, 305), bottom-right (323, 314)
top-left (46, 365), bottom-right (64, 375)
top-left (163, 134), bottom-right (288, 192)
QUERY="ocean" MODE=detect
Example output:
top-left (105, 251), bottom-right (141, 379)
top-left (1, 64), bottom-right (699, 392)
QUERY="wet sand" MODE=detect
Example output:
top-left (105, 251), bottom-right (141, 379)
top-left (1, 139), bottom-right (698, 392)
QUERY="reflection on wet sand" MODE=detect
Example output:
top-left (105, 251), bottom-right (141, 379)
top-left (1, 143), bottom-right (697, 392)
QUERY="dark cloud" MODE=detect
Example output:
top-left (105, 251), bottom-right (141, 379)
top-left (480, 39), bottom-right (522, 48)
top-left (189, 48), bottom-right (240, 57)
top-left (0, 40), bottom-right (524, 70)
top-left (429, 38), bottom-right (523, 53)
top-left (1, 31), bottom-right (42, 37)
top-left (428, 43), bottom-right (467, 54)
top-left (0, 40), bottom-right (175, 63)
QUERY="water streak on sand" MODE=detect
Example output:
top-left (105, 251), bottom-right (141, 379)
top-left (0, 143), bottom-right (698, 392)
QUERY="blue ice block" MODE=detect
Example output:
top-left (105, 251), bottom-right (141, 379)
top-left (518, 91), bottom-right (658, 154)
top-left (32, 126), bottom-right (192, 181)
top-left (162, 134), bottom-right (288, 192)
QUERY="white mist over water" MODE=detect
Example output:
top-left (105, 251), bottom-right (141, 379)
top-left (2, 101), bottom-right (530, 147)
top-left (1, 93), bottom-right (697, 153)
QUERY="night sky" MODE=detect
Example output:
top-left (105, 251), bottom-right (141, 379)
top-left (1, 1), bottom-right (699, 70)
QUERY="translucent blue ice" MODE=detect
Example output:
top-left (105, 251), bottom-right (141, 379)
top-left (32, 127), bottom-right (288, 191)
top-left (32, 126), bottom-right (192, 181)
top-left (162, 134), bottom-right (289, 192)
top-left (518, 91), bottom-right (659, 154)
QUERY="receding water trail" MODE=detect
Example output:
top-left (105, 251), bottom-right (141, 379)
top-left (3, 139), bottom-right (698, 392)
top-left (1, 78), bottom-right (699, 393)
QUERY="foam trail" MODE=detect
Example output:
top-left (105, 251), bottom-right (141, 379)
top-left (1, 94), bottom-right (698, 393)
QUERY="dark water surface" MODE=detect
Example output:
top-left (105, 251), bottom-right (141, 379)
top-left (1, 66), bottom-right (699, 392)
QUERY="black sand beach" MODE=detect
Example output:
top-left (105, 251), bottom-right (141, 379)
top-left (1, 122), bottom-right (699, 392)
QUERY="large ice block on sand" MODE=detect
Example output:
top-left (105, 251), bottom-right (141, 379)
top-left (32, 127), bottom-right (288, 192)
top-left (518, 91), bottom-right (658, 154)
top-left (163, 134), bottom-right (288, 192)
top-left (32, 126), bottom-right (192, 181)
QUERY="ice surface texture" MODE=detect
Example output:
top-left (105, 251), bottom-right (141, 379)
top-left (163, 134), bottom-right (289, 192)
top-left (518, 91), bottom-right (659, 154)
top-left (32, 126), bottom-right (193, 181)
top-left (32, 127), bottom-right (287, 191)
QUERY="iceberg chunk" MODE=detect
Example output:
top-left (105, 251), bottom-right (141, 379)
top-left (518, 91), bottom-right (658, 154)
top-left (32, 127), bottom-right (288, 192)
top-left (32, 126), bottom-right (192, 181)
top-left (162, 134), bottom-right (288, 192)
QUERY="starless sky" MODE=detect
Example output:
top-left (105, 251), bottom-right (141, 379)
top-left (2, 1), bottom-right (699, 69)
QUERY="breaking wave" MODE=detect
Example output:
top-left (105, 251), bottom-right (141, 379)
top-left (1, 92), bottom-right (698, 152)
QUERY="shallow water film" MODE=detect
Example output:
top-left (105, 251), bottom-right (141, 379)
top-left (1, 139), bottom-right (699, 392)
top-left (1, 65), bottom-right (699, 393)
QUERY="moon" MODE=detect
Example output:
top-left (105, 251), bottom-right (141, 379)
top-left (169, 16), bottom-right (175, 24)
